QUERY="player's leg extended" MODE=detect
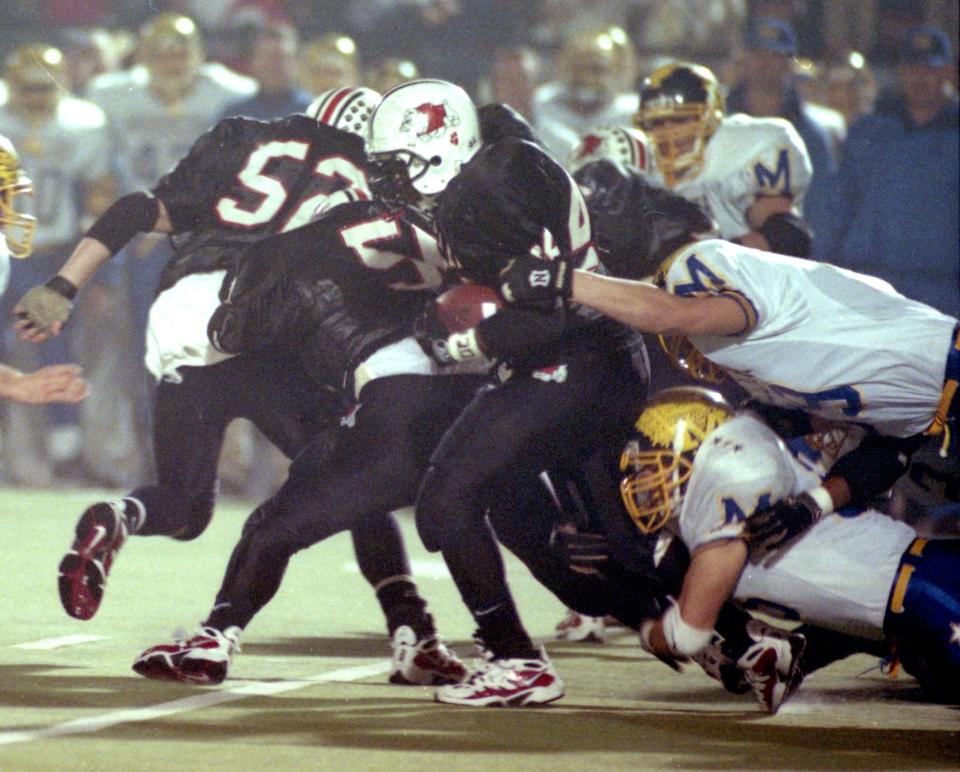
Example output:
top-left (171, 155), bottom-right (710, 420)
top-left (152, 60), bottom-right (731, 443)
top-left (132, 374), bottom-right (481, 684)
top-left (58, 365), bottom-right (230, 619)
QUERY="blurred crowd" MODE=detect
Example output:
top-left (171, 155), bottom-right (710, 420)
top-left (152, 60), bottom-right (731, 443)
top-left (0, 0), bottom-right (957, 493)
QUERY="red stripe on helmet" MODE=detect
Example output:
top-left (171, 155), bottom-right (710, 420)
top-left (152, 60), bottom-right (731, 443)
top-left (319, 87), bottom-right (352, 125)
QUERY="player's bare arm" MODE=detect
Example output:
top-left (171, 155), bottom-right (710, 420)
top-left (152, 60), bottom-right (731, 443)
top-left (571, 270), bottom-right (755, 336)
top-left (643, 538), bottom-right (748, 659)
top-left (0, 362), bottom-right (88, 404)
top-left (14, 196), bottom-right (171, 342)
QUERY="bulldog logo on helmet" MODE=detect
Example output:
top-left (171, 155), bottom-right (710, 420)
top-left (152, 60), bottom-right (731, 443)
top-left (401, 101), bottom-right (461, 140)
top-left (573, 134), bottom-right (603, 162)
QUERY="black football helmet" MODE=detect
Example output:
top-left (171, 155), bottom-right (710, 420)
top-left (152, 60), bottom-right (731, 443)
top-left (477, 102), bottom-right (540, 146)
top-left (435, 136), bottom-right (592, 285)
top-left (574, 158), bottom-right (713, 280)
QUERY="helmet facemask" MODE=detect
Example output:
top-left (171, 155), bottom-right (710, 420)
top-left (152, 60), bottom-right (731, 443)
top-left (366, 79), bottom-right (481, 208)
top-left (636, 63), bottom-right (723, 187)
top-left (0, 141), bottom-right (36, 258)
top-left (619, 387), bottom-right (733, 534)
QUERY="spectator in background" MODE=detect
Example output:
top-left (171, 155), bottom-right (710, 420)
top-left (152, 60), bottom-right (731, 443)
top-left (476, 45), bottom-right (541, 122)
top-left (365, 58), bottom-right (420, 95)
top-left (792, 58), bottom-right (847, 159)
top-left (57, 28), bottom-right (130, 97)
top-left (298, 33), bottom-right (360, 97)
top-left (725, 16), bottom-right (837, 251)
top-left (531, 27), bottom-right (638, 160)
top-left (0, 43), bottom-right (118, 486)
top-left (821, 51), bottom-right (877, 131)
top-left (220, 24), bottom-right (311, 120)
top-left (815, 25), bottom-right (959, 319)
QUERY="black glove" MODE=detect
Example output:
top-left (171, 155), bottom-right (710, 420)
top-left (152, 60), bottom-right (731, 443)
top-left (412, 300), bottom-right (456, 365)
top-left (498, 254), bottom-right (573, 311)
top-left (549, 524), bottom-right (610, 573)
top-left (744, 491), bottom-right (824, 552)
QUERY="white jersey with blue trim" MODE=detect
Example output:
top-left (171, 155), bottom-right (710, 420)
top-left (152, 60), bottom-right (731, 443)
top-left (664, 114), bottom-right (812, 240)
top-left (87, 63), bottom-right (256, 192)
top-left (679, 414), bottom-right (916, 639)
top-left (662, 238), bottom-right (958, 437)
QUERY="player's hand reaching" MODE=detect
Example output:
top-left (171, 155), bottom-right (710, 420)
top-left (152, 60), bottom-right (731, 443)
top-left (13, 277), bottom-right (77, 342)
top-left (745, 492), bottom-right (823, 553)
top-left (498, 254), bottom-right (572, 311)
top-left (1, 363), bottom-right (88, 404)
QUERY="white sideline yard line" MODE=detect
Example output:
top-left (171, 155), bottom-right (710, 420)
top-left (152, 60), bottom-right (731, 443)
top-left (0, 660), bottom-right (390, 746)
top-left (13, 634), bottom-right (110, 650)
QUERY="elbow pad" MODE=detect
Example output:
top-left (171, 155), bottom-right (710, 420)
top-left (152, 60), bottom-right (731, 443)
top-left (84, 192), bottom-right (160, 256)
top-left (758, 211), bottom-right (813, 258)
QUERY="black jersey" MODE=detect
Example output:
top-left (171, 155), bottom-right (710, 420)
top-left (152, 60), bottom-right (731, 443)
top-left (435, 137), bottom-right (648, 374)
top-left (214, 199), bottom-right (445, 386)
top-left (152, 115), bottom-right (370, 293)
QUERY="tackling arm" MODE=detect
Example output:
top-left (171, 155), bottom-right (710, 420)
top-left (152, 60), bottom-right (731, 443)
top-left (643, 538), bottom-right (748, 659)
top-left (571, 270), bottom-right (755, 336)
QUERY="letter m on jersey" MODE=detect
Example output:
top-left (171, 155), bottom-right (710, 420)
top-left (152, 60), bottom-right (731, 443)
top-left (753, 148), bottom-right (791, 197)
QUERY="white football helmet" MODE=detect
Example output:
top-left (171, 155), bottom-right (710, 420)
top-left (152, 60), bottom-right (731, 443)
top-left (566, 126), bottom-right (656, 175)
top-left (366, 78), bottom-right (481, 200)
top-left (307, 86), bottom-right (381, 137)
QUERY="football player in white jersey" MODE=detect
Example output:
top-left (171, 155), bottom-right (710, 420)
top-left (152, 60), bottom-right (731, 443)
top-left (87, 13), bottom-right (256, 193)
top-left (0, 135), bottom-right (87, 405)
top-left (624, 387), bottom-right (960, 710)
top-left (499, 164), bottom-right (960, 495)
top-left (0, 42), bottom-right (120, 484)
top-left (635, 61), bottom-right (814, 258)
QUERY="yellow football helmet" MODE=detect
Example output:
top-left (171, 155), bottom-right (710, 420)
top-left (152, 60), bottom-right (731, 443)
top-left (635, 61), bottom-right (724, 187)
top-left (365, 58), bottom-right (420, 95)
top-left (0, 135), bottom-right (36, 258)
top-left (557, 28), bottom-right (621, 103)
top-left (299, 34), bottom-right (360, 96)
top-left (619, 387), bottom-right (733, 534)
top-left (5, 43), bottom-right (66, 116)
top-left (652, 250), bottom-right (727, 384)
top-left (138, 13), bottom-right (204, 98)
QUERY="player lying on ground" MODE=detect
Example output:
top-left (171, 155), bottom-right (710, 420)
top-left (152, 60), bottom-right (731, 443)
top-left (629, 387), bottom-right (960, 708)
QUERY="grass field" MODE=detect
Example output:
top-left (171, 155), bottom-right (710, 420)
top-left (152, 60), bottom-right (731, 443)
top-left (0, 487), bottom-right (957, 771)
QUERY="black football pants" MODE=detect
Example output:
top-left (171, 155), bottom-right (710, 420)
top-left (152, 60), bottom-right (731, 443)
top-left (205, 373), bottom-right (487, 630)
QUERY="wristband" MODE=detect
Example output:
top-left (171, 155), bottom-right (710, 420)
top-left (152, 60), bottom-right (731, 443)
top-left (445, 328), bottom-right (485, 362)
top-left (804, 487), bottom-right (833, 518)
top-left (45, 275), bottom-right (78, 301)
top-left (661, 602), bottom-right (713, 657)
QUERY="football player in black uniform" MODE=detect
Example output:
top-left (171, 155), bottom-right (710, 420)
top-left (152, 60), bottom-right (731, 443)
top-left (128, 91), bottom-right (503, 687)
top-left (13, 88), bottom-right (465, 686)
top-left (360, 80), bottom-right (653, 706)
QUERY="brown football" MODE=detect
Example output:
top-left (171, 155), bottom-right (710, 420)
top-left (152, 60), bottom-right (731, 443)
top-left (435, 283), bottom-right (502, 333)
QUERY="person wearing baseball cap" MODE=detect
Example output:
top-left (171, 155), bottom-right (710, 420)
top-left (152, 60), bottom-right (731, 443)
top-left (814, 22), bottom-right (958, 321)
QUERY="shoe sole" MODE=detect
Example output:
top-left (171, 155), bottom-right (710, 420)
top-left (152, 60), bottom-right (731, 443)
top-left (57, 505), bottom-right (123, 620)
top-left (435, 685), bottom-right (565, 707)
top-left (133, 653), bottom-right (227, 686)
top-left (389, 668), bottom-right (467, 686)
